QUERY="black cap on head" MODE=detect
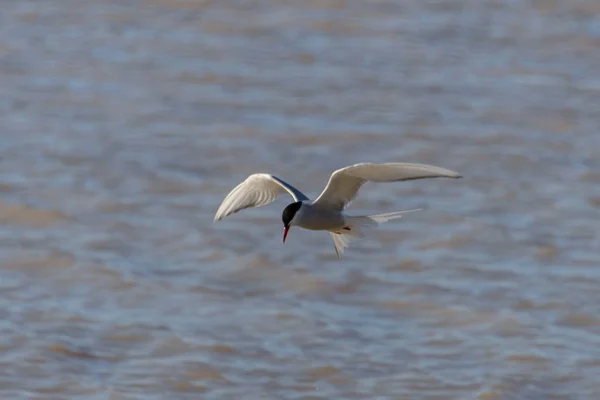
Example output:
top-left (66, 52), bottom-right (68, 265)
top-left (282, 201), bottom-right (302, 227)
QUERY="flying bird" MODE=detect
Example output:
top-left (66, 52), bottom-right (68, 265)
top-left (214, 162), bottom-right (461, 258)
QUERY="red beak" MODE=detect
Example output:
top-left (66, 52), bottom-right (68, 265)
top-left (283, 226), bottom-right (289, 243)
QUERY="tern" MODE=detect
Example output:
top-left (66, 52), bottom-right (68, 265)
top-left (214, 162), bottom-right (461, 258)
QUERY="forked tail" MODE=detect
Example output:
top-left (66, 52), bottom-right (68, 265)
top-left (329, 208), bottom-right (422, 259)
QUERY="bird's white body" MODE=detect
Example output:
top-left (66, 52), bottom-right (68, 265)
top-left (288, 201), bottom-right (346, 232)
top-left (214, 162), bottom-right (461, 258)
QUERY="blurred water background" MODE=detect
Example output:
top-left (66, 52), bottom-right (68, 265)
top-left (1, 0), bottom-right (599, 399)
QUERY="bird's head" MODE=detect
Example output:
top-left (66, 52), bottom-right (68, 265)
top-left (281, 201), bottom-right (302, 243)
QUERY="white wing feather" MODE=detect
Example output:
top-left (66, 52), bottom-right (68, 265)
top-left (314, 162), bottom-right (461, 210)
top-left (214, 173), bottom-right (309, 221)
top-left (329, 232), bottom-right (352, 259)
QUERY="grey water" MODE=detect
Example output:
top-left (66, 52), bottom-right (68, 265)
top-left (1, 0), bottom-right (599, 399)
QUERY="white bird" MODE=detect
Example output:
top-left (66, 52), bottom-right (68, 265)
top-left (214, 162), bottom-right (461, 258)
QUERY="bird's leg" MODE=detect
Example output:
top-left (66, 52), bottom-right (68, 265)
top-left (332, 226), bottom-right (352, 235)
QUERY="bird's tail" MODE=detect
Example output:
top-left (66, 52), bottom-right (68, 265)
top-left (328, 208), bottom-right (423, 259)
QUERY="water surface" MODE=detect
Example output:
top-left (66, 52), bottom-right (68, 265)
top-left (1, 0), bottom-right (599, 399)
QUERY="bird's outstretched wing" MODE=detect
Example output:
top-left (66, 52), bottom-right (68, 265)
top-left (313, 162), bottom-right (461, 210)
top-left (214, 173), bottom-right (309, 221)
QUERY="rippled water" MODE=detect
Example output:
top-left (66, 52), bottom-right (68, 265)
top-left (1, 0), bottom-right (600, 399)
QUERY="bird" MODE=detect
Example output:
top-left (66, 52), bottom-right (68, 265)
top-left (214, 162), bottom-right (461, 258)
